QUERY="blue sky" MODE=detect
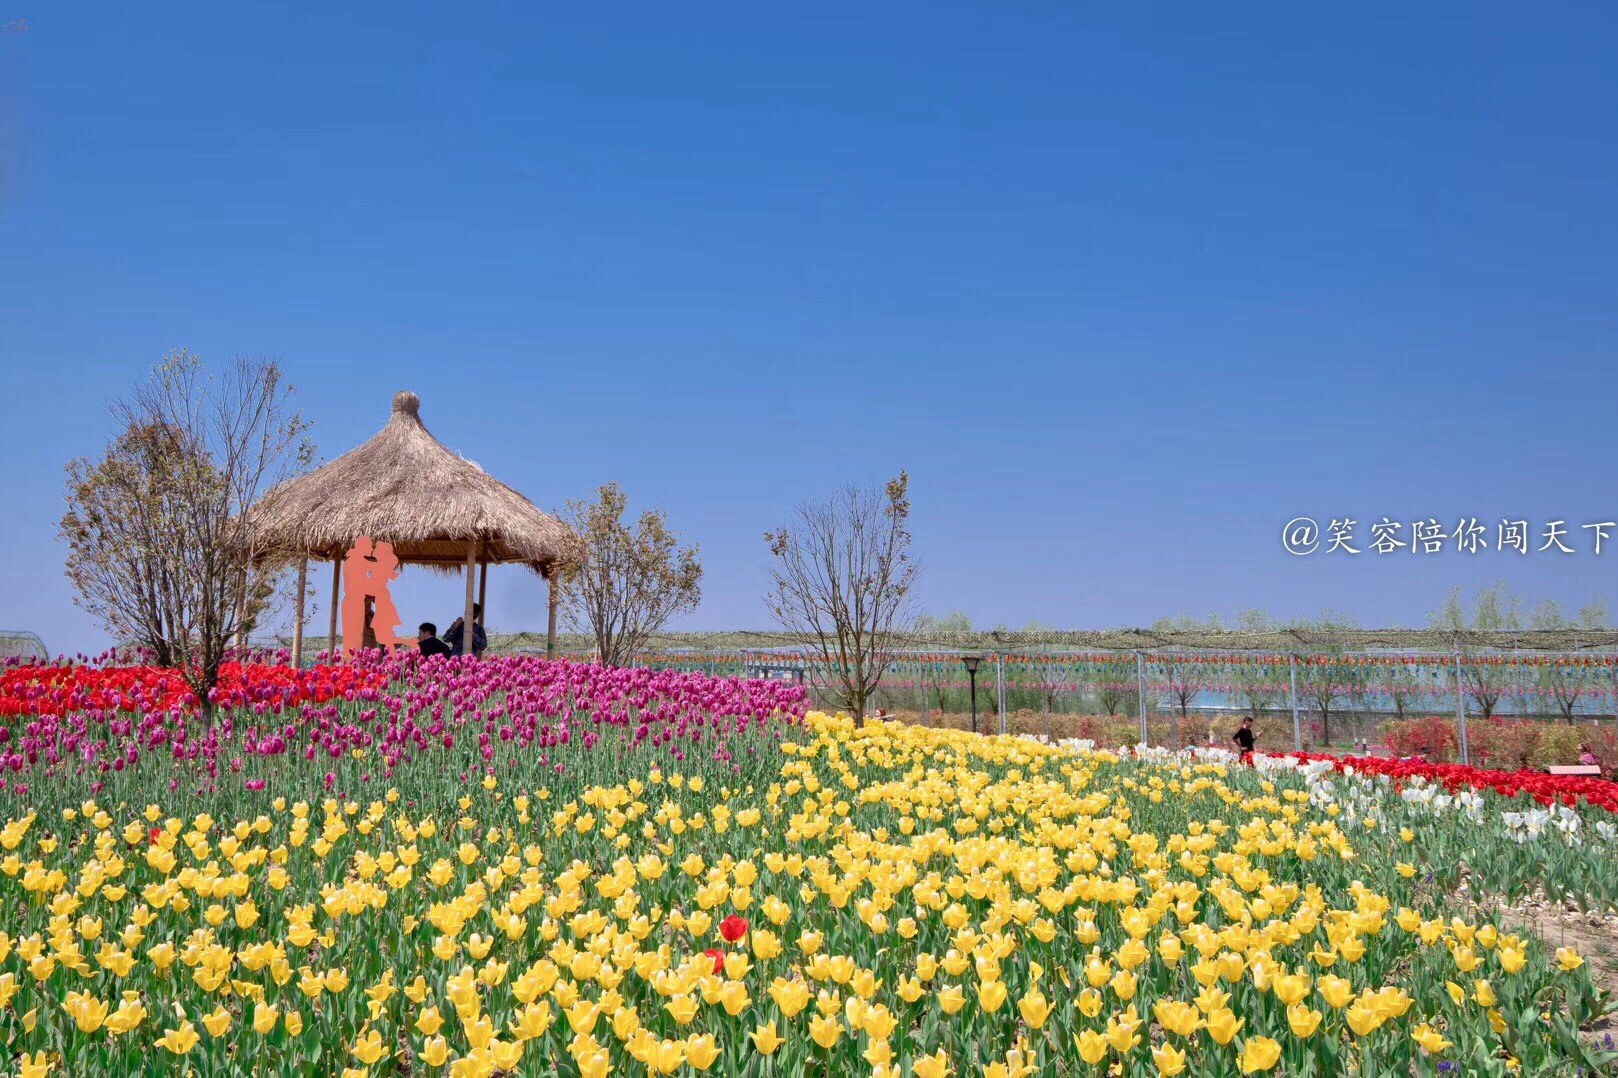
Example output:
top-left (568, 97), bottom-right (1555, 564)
top-left (3, 2), bottom-right (1616, 654)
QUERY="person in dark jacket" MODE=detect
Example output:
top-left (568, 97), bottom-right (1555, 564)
top-left (1232, 716), bottom-right (1257, 765)
top-left (444, 604), bottom-right (487, 658)
top-left (416, 622), bottom-right (452, 659)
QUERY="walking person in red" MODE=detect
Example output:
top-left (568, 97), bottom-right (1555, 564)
top-left (1232, 716), bottom-right (1257, 765)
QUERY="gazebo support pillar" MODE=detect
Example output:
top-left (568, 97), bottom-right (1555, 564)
top-left (329, 556), bottom-right (340, 658)
top-left (464, 540), bottom-right (478, 659)
top-left (547, 574), bottom-right (559, 659)
top-left (478, 561), bottom-right (488, 624)
top-left (292, 556), bottom-right (308, 667)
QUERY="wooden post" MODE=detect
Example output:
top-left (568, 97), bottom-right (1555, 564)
top-left (292, 556), bottom-right (308, 668)
top-left (464, 540), bottom-right (478, 658)
top-left (547, 573), bottom-right (559, 659)
top-left (478, 560), bottom-right (488, 625)
top-left (328, 556), bottom-right (340, 658)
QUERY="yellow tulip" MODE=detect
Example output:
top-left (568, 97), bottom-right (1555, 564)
top-left (977, 979), bottom-right (1008, 1013)
top-left (421, 1036), bottom-right (449, 1068)
top-left (1240, 1037), bottom-right (1282, 1073)
top-left (1152, 1043), bottom-right (1187, 1076)
top-left (416, 1006), bottom-right (444, 1036)
top-left (489, 1039), bottom-right (523, 1071)
top-left (1556, 947), bottom-right (1584, 972)
top-left (1287, 1004), bottom-right (1323, 1038)
top-left (1412, 1023), bottom-right (1452, 1054)
top-left (1073, 1030), bottom-right (1108, 1065)
top-left (1346, 1003), bottom-right (1384, 1037)
top-left (64, 993), bottom-right (108, 1034)
top-left (253, 1003), bottom-right (279, 1035)
top-left (1105, 1012), bottom-right (1142, 1054)
top-left (567, 1001), bottom-right (601, 1035)
top-left (1204, 1007), bottom-right (1244, 1046)
top-left (937, 984), bottom-right (967, 1015)
top-left (913, 1049), bottom-right (951, 1078)
top-left (1318, 975), bottom-right (1354, 1010)
top-left (810, 1014), bottom-right (843, 1049)
top-left (750, 1020), bottom-right (784, 1055)
top-left (685, 1034), bottom-right (720, 1071)
top-left (1272, 972), bottom-right (1310, 1007)
top-left (1017, 987), bottom-right (1050, 1028)
top-left (663, 995), bottom-right (699, 1025)
top-left (157, 1021), bottom-right (201, 1055)
top-left (350, 1029), bottom-right (387, 1066)
top-left (1153, 999), bottom-right (1202, 1038)
top-left (769, 978), bottom-right (809, 1018)
top-left (106, 996), bottom-right (147, 1036)
top-left (202, 1007), bottom-right (231, 1038)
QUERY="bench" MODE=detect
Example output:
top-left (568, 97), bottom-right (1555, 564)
top-left (1547, 765), bottom-right (1602, 777)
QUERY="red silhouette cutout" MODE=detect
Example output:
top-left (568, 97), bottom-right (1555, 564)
top-left (341, 537), bottom-right (407, 655)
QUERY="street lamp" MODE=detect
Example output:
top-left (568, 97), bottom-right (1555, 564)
top-left (960, 654), bottom-right (982, 734)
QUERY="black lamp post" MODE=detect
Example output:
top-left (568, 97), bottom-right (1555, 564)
top-left (961, 654), bottom-right (982, 734)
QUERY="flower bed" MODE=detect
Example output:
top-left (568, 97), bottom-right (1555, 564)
top-left (0, 655), bottom-right (808, 802)
top-left (0, 713), bottom-right (1609, 1075)
top-left (0, 659), bottom-right (385, 719)
top-left (1279, 749), bottom-right (1618, 812)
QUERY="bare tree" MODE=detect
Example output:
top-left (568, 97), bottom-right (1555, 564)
top-left (1530, 599), bottom-right (1608, 722)
top-left (1291, 611), bottom-right (1368, 746)
top-left (1430, 582), bottom-right (1522, 719)
top-left (558, 483), bottom-right (702, 668)
top-left (765, 473), bottom-right (917, 722)
top-left (1382, 661), bottom-right (1423, 721)
top-left (915, 611), bottom-right (972, 718)
top-left (60, 352), bottom-right (312, 714)
top-left (1226, 609), bottom-right (1280, 720)
top-left (1152, 614), bottom-right (1220, 721)
top-left (1021, 619), bottom-right (1073, 741)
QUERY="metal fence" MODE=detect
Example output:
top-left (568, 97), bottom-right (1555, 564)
top-left (623, 642), bottom-right (1618, 766)
top-left (0, 631), bottom-right (47, 662)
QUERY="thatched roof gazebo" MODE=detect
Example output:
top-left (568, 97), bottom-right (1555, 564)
top-left (247, 390), bottom-right (582, 663)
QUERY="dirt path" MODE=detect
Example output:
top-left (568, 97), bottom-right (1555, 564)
top-left (1489, 894), bottom-right (1618, 1047)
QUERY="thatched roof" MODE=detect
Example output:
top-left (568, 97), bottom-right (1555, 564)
top-left (245, 391), bottom-right (582, 575)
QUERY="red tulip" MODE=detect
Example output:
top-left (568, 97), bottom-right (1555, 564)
top-left (719, 916), bottom-right (749, 943)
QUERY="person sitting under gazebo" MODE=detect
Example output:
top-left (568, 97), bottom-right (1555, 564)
top-left (417, 622), bottom-right (452, 659)
top-left (445, 603), bottom-right (487, 658)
